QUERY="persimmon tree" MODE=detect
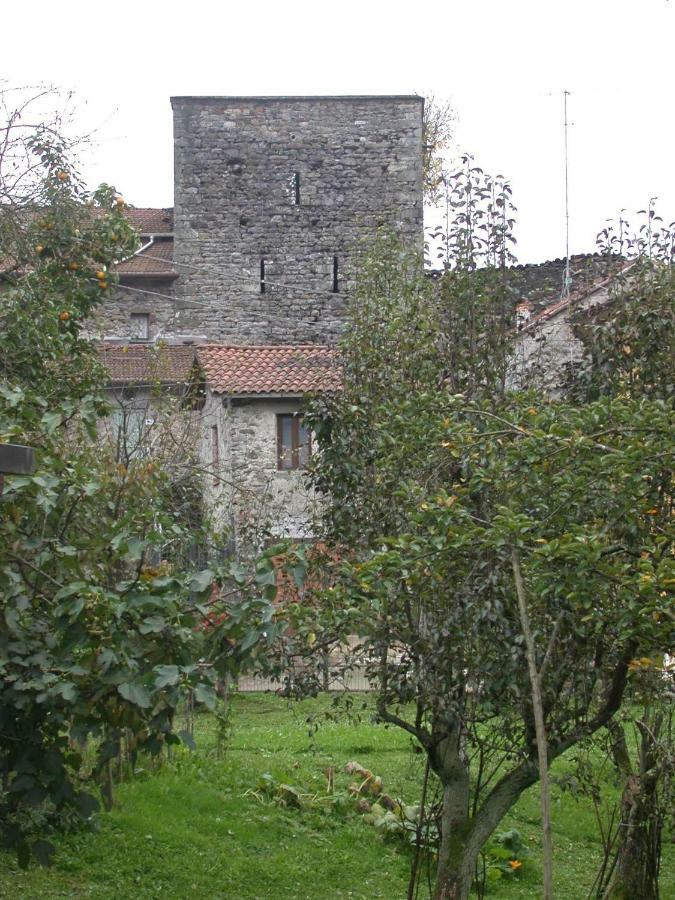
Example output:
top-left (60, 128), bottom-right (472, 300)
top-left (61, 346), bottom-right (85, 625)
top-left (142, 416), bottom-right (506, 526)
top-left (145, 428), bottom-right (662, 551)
top-left (0, 89), bottom-right (276, 867)
top-left (282, 169), bottom-right (673, 899)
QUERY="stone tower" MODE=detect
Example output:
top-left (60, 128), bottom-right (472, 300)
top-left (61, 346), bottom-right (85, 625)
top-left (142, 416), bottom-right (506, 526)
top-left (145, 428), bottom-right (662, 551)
top-left (171, 95), bottom-right (424, 344)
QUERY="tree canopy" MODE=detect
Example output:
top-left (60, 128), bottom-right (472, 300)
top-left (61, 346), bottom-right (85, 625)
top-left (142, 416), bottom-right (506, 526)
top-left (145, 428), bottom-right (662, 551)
top-left (0, 93), bottom-right (281, 867)
top-left (280, 178), bottom-right (674, 899)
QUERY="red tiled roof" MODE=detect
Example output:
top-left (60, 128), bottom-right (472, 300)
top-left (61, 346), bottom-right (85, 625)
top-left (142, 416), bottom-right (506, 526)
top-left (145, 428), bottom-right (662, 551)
top-left (115, 208), bottom-right (176, 279)
top-left (197, 344), bottom-right (341, 395)
top-left (116, 238), bottom-right (178, 279)
top-left (98, 343), bottom-right (196, 385)
top-left (124, 208), bottom-right (174, 234)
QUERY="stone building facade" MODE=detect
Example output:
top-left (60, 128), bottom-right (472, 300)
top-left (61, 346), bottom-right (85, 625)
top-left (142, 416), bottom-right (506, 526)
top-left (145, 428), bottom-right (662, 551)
top-left (89, 208), bottom-right (180, 344)
top-left (195, 344), bottom-right (340, 542)
top-left (510, 261), bottom-right (632, 393)
top-left (171, 95), bottom-right (424, 344)
top-left (99, 342), bottom-right (340, 548)
top-left (93, 95), bottom-right (424, 549)
top-left (94, 95), bottom-right (424, 346)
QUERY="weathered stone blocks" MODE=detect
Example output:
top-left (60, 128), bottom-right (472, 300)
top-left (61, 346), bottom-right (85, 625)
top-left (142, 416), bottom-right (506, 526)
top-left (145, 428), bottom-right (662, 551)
top-left (171, 95), bottom-right (424, 344)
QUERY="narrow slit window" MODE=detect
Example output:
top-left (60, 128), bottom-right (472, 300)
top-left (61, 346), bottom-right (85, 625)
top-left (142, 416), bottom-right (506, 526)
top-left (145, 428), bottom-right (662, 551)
top-left (288, 171), bottom-right (300, 205)
top-left (332, 256), bottom-right (339, 293)
top-left (260, 258), bottom-right (266, 294)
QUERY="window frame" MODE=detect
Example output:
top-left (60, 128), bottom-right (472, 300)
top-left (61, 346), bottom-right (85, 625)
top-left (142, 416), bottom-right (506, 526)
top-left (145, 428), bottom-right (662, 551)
top-left (130, 312), bottom-right (150, 342)
top-left (276, 413), bottom-right (311, 471)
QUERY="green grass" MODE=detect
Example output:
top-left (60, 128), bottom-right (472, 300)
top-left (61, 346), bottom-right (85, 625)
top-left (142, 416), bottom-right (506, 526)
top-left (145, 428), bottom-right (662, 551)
top-left (0, 694), bottom-right (672, 899)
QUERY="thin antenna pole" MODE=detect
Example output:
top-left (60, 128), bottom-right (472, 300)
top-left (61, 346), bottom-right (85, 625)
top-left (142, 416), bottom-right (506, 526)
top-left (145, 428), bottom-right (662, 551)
top-left (648, 196), bottom-right (658, 260)
top-left (562, 90), bottom-right (571, 299)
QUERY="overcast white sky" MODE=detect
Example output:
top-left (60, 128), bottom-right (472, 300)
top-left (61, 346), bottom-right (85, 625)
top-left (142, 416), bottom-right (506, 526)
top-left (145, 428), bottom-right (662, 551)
top-left (4, 0), bottom-right (674, 262)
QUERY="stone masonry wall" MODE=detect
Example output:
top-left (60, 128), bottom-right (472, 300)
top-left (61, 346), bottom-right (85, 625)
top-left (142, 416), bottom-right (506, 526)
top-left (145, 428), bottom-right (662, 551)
top-left (172, 95), bottom-right (424, 344)
top-left (86, 281), bottom-right (180, 343)
top-left (223, 397), bottom-right (319, 544)
top-left (510, 284), bottom-right (613, 394)
top-left (198, 391), bottom-right (319, 547)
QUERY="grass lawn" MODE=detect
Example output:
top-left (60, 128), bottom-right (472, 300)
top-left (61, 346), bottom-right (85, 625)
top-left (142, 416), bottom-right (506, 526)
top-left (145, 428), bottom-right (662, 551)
top-left (0, 693), bottom-right (672, 899)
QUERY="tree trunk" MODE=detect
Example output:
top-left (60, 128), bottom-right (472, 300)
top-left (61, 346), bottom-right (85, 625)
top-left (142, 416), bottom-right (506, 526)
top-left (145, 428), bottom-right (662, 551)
top-left (512, 548), bottom-right (554, 899)
top-left (432, 735), bottom-right (475, 900)
top-left (434, 796), bottom-right (476, 900)
top-left (603, 772), bottom-right (660, 900)
top-left (603, 713), bottom-right (664, 900)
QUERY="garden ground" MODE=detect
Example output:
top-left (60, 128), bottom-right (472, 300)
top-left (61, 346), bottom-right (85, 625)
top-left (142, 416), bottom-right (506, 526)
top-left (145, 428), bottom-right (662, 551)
top-left (0, 693), bottom-right (672, 899)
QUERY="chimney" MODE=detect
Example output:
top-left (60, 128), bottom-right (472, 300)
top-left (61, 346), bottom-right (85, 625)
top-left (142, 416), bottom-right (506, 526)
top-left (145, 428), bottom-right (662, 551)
top-left (516, 300), bottom-right (532, 330)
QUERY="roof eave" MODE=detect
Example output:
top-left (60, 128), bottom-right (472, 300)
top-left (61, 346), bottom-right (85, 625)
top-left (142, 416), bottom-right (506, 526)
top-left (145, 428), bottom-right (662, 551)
top-left (108, 378), bottom-right (191, 388)
top-left (171, 94), bottom-right (423, 105)
top-left (214, 391), bottom-right (307, 400)
top-left (517, 260), bottom-right (637, 335)
top-left (117, 272), bottom-right (180, 282)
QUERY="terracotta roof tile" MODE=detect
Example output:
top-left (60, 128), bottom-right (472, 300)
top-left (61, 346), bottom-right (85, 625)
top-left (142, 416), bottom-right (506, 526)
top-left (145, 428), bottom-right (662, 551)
top-left (123, 208), bottom-right (174, 234)
top-left (116, 238), bottom-right (177, 279)
top-left (197, 344), bottom-right (340, 395)
top-left (99, 343), bottom-right (196, 385)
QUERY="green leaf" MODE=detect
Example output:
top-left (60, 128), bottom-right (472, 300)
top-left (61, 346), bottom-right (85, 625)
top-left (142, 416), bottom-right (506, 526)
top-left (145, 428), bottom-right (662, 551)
top-left (154, 665), bottom-right (180, 689)
top-left (32, 840), bottom-right (55, 868)
top-left (124, 537), bottom-right (145, 562)
top-left (255, 566), bottom-right (277, 587)
top-left (41, 411), bottom-right (63, 433)
top-left (138, 615), bottom-right (166, 634)
top-left (291, 564), bottom-right (306, 588)
top-left (5, 607), bottom-right (20, 634)
top-left (189, 569), bottom-right (214, 594)
top-left (194, 683), bottom-right (216, 711)
top-left (52, 681), bottom-right (77, 702)
top-left (2, 474), bottom-right (33, 491)
top-left (118, 682), bottom-right (151, 709)
top-left (239, 629), bottom-right (260, 653)
top-left (54, 581), bottom-right (88, 601)
top-left (74, 792), bottom-right (100, 819)
top-left (62, 596), bottom-right (85, 620)
top-left (97, 648), bottom-right (117, 671)
top-left (178, 729), bottom-right (196, 751)
top-left (0, 384), bottom-right (24, 407)
top-left (230, 563), bottom-right (247, 584)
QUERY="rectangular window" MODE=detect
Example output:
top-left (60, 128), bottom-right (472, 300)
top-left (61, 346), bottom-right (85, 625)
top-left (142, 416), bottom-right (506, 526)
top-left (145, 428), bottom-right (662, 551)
top-left (130, 313), bottom-right (149, 341)
top-left (260, 258), bottom-right (266, 294)
top-left (277, 414), bottom-right (311, 470)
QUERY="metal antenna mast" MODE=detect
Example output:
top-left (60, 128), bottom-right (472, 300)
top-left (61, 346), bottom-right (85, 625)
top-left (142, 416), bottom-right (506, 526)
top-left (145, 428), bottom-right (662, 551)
top-left (562, 90), bottom-right (571, 299)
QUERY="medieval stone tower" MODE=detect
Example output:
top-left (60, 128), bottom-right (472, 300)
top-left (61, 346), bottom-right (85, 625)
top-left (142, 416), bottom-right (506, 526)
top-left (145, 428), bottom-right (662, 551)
top-left (171, 95), bottom-right (424, 344)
